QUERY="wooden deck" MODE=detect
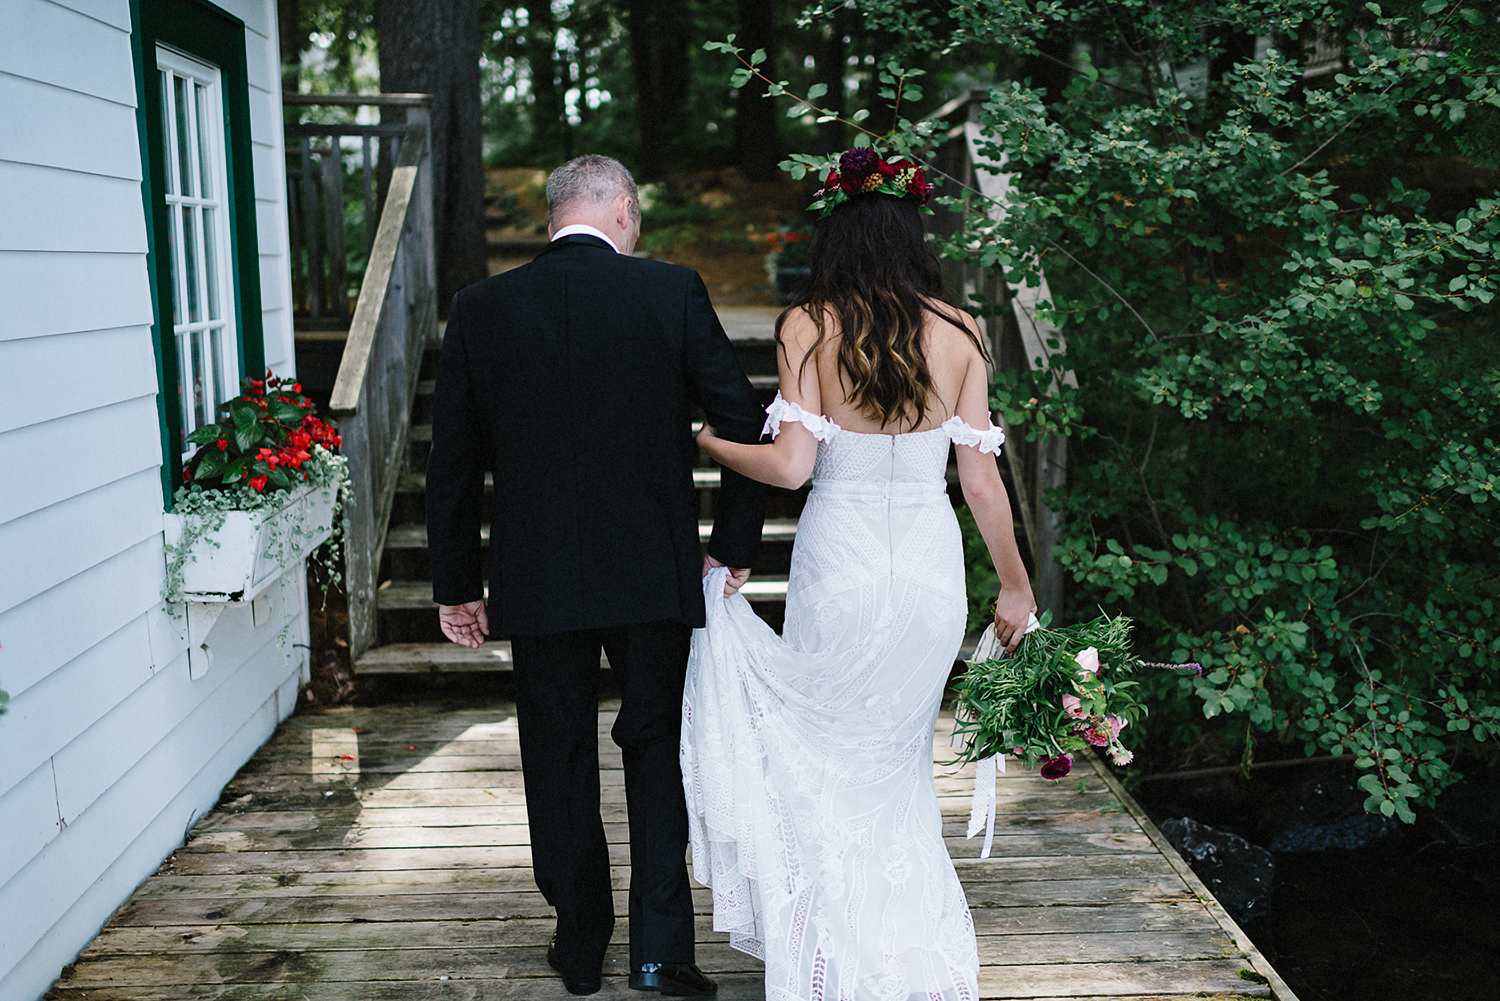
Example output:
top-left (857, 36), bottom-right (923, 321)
top-left (48, 700), bottom-right (1298, 1001)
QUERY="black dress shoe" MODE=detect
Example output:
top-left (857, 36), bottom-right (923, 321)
top-left (547, 936), bottom-right (602, 996)
top-left (629, 963), bottom-right (718, 996)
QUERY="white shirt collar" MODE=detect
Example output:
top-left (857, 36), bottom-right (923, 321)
top-left (550, 224), bottom-right (620, 254)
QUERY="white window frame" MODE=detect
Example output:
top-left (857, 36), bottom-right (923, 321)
top-left (158, 44), bottom-right (239, 460)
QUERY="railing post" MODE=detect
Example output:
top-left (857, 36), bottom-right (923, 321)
top-left (928, 92), bottom-right (1072, 621)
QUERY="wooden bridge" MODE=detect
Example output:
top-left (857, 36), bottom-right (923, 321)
top-left (48, 698), bottom-right (1297, 1000)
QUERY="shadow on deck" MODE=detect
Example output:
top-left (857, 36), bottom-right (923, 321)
top-left (48, 700), bottom-right (1297, 1000)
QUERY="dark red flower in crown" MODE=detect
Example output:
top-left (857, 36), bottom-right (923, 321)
top-left (810, 148), bottom-right (936, 218)
top-left (839, 147), bottom-right (880, 177)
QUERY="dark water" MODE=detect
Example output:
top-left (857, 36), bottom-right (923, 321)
top-left (1130, 763), bottom-right (1500, 1001)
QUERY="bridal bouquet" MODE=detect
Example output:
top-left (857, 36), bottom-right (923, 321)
top-left (951, 613), bottom-right (1161, 780)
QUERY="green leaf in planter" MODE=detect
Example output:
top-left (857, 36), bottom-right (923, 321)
top-left (195, 448), bottom-right (228, 479)
top-left (268, 466), bottom-right (294, 491)
top-left (186, 423), bottom-right (226, 446)
top-left (220, 454), bottom-right (249, 483)
top-left (268, 400), bottom-right (305, 424)
top-left (233, 404), bottom-right (261, 451)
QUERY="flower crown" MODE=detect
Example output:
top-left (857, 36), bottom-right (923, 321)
top-left (809, 148), bottom-right (934, 218)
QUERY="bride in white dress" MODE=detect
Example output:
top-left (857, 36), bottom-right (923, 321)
top-left (683, 160), bottom-right (1037, 1001)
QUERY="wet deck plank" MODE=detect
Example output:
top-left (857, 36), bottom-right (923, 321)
top-left (49, 701), bottom-right (1296, 1000)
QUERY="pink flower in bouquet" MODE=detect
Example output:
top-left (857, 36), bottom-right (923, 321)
top-left (1061, 693), bottom-right (1085, 719)
top-left (1111, 746), bottom-right (1134, 766)
top-left (1039, 754), bottom-right (1073, 780)
top-left (1073, 646), bottom-right (1101, 677)
top-left (1076, 714), bottom-right (1126, 747)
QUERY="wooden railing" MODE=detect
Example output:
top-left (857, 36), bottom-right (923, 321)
top-left (926, 91), bottom-right (1071, 619)
top-left (284, 94), bottom-right (437, 661)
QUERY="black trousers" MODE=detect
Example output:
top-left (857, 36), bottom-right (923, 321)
top-left (510, 619), bottom-right (696, 974)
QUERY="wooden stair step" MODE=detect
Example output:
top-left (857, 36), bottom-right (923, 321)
top-left (377, 577), bottom-right (789, 612)
top-left (414, 375), bottom-right (778, 396)
top-left (384, 519), bottom-right (799, 551)
top-left (399, 466), bottom-right (730, 490)
top-left (355, 641), bottom-right (608, 674)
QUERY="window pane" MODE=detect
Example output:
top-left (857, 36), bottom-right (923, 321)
top-left (195, 81), bottom-right (213, 196)
top-left (202, 206), bottom-right (220, 320)
top-left (174, 74), bottom-right (194, 198)
top-left (159, 71), bottom-right (176, 196)
top-left (210, 324), bottom-right (227, 411)
top-left (167, 204), bottom-right (184, 326)
top-left (176, 331), bottom-right (192, 440)
top-left (191, 330), bottom-right (209, 429)
top-left (183, 206), bottom-right (202, 324)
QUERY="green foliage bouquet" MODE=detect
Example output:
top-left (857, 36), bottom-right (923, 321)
top-left (952, 614), bottom-right (1169, 779)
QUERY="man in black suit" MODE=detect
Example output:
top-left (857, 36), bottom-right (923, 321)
top-left (426, 155), bottom-right (766, 997)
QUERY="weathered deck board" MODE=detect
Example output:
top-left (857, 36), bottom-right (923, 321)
top-left (49, 700), bottom-right (1295, 1000)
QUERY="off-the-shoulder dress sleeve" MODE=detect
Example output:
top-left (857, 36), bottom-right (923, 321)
top-left (939, 414), bottom-right (1005, 455)
top-left (762, 392), bottom-right (842, 442)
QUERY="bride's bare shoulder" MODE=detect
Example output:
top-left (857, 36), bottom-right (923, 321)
top-left (922, 299), bottom-right (984, 357)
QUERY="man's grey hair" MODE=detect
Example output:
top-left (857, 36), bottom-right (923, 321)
top-left (546, 155), bottom-right (639, 227)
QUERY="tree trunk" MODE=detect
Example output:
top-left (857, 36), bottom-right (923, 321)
top-left (625, 0), bottom-right (692, 180)
top-left (814, 6), bottom-right (852, 156)
top-left (278, 0), bottom-right (304, 94)
top-left (377, 0), bottom-right (489, 311)
top-left (523, 0), bottom-right (570, 163)
top-left (733, 0), bottom-right (781, 180)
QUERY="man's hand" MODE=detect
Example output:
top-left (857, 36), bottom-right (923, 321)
top-left (439, 600), bottom-right (489, 649)
top-left (702, 554), bottom-right (751, 597)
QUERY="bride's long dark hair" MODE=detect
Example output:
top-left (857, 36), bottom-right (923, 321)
top-left (776, 193), bottom-right (987, 430)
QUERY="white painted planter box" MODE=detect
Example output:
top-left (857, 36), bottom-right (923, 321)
top-left (164, 482), bottom-right (338, 603)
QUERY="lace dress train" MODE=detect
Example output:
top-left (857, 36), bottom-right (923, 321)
top-left (682, 395), bottom-right (1004, 1001)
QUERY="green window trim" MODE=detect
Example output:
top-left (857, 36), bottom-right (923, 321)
top-left (132, 0), bottom-right (265, 507)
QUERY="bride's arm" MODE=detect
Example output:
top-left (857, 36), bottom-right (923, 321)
top-left (697, 310), bottom-right (822, 490)
top-left (953, 343), bottom-right (1037, 651)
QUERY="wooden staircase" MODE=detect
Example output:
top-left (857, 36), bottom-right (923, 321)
top-left (353, 338), bottom-right (802, 674)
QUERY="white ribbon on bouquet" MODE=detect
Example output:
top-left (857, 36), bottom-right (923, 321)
top-left (954, 613), bottom-right (1041, 859)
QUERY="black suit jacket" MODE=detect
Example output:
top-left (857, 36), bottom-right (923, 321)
top-left (426, 234), bottom-right (767, 634)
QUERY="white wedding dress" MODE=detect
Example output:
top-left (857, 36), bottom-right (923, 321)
top-left (682, 393), bottom-right (1004, 1001)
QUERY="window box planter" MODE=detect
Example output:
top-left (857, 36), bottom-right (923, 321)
top-left (164, 479), bottom-right (338, 603)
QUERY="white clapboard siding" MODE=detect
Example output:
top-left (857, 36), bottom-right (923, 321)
top-left (0, 0), bottom-right (135, 102)
top-left (0, 328), bottom-right (159, 434)
top-left (0, 73), bottom-right (140, 179)
top-left (0, 760), bottom-right (63, 894)
top-left (0, 4), bottom-right (305, 999)
top-left (0, 260), bottom-right (153, 342)
top-left (0, 397), bottom-right (163, 523)
top-left (0, 469), bottom-right (166, 615)
top-left (0, 637), bottom-right (298, 990)
top-left (0, 537), bottom-right (164, 699)
top-left (0, 162), bottom-right (147, 254)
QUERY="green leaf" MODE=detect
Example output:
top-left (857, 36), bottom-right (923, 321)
top-left (730, 68), bottom-right (752, 88)
top-left (851, 109), bottom-right (870, 123)
top-left (806, 83), bottom-right (828, 102)
top-left (749, 48), bottom-right (766, 67)
top-left (186, 424), bottom-right (224, 446)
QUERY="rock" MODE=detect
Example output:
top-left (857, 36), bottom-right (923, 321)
top-left (1268, 776), bottom-right (1399, 852)
top-left (1159, 816), bottom-right (1275, 923)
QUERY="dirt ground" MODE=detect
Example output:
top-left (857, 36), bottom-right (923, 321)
top-left (484, 166), bottom-right (811, 306)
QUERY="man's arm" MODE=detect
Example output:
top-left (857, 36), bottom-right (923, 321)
top-left (681, 273), bottom-right (767, 573)
top-left (426, 294), bottom-right (489, 640)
